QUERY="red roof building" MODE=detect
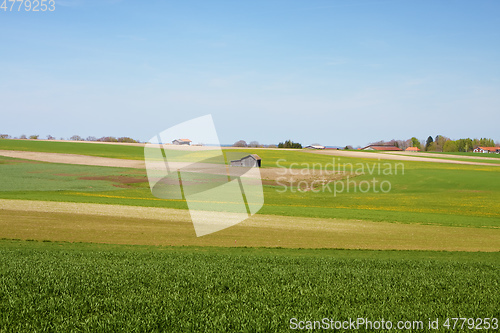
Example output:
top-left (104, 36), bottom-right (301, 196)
top-left (361, 145), bottom-right (403, 151)
top-left (172, 139), bottom-right (192, 145)
top-left (473, 146), bottom-right (500, 153)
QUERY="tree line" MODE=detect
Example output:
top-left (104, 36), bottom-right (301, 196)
top-left (0, 134), bottom-right (140, 143)
top-left (371, 136), bottom-right (499, 152)
top-left (413, 136), bottom-right (497, 152)
top-left (232, 140), bottom-right (302, 149)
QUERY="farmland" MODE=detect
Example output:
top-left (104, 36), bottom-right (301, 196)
top-left (0, 139), bottom-right (145, 160)
top-left (0, 240), bottom-right (498, 332)
top-left (0, 139), bottom-right (499, 331)
top-left (1, 141), bottom-right (499, 228)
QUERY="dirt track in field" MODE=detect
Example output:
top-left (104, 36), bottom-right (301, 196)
top-left (0, 150), bottom-right (146, 168)
top-left (306, 149), bottom-right (500, 166)
top-left (1, 199), bottom-right (498, 251)
top-left (388, 151), bottom-right (500, 161)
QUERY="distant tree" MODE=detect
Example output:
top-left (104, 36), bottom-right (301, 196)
top-left (456, 138), bottom-right (473, 152)
top-left (232, 140), bottom-right (248, 147)
top-left (267, 144), bottom-right (277, 148)
top-left (479, 138), bottom-right (495, 147)
top-left (70, 135), bottom-right (84, 141)
top-left (425, 136), bottom-right (434, 151)
top-left (248, 141), bottom-right (260, 148)
top-left (410, 137), bottom-right (421, 150)
top-left (344, 145), bottom-right (353, 150)
top-left (278, 140), bottom-right (302, 149)
top-left (427, 142), bottom-right (437, 151)
top-left (496, 141), bottom-right (500, 147)
top-left (396, 139), bottom-right (410, 150)
top-left (97, 136), bottom-right (118, 142)
top-left (46, 135), bottom-right (55, 140)
top-left (29, 135), bottom-right (39, 140)
top-left (86, 136), bottom-right (97, 142)
top-left (434, 135), bottom-right (449, 152)
top-left (20, 134), bottom-right (27, 139)
top-left (0, 134), bottom-right (10, 139)
top-left (443, 140), bottom-right (458, 152)
top-left (117, 137), bottom-right (138, 143)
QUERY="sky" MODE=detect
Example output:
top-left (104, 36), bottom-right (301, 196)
top-left (1, 0), bottom-right (499, 147)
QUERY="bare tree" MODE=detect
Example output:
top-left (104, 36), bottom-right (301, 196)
top-left (396, 139), bottom-right (411, 150)
top-left (248, 141), bottom-right (260, 148)
top-left (20, 134), bottom-right (27, 139)
top-left (420, 139), bottom-right (426, 150)
top-left (434, 135), bottom-right (449, 152)
top-left (70, 135), bottom-right (84, 141)
top-left (98, 136), bottom-right (118, 142)
top-left (232, 140), bottom-right (248, 147)
top-left (46, 135), bottom-right (56, 140)
top-left (0, 134), bottom-right (10, 139)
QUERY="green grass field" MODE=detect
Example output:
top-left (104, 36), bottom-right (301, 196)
top-left (0, 240), bottom-right (498, 332)
top-left (425, 151), bottom-right (500, 158)
top-left (384, 152), bottom-right (500, 165)
top-left (1, 151), bottom-right (499, 227)
top-left (0, 139), bottom-right (145, 160)
top-left (0, 139), bottom-right (499, 331)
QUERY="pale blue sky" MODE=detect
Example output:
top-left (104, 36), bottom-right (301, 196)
top-left (1, 0), bottom-right (499, 146)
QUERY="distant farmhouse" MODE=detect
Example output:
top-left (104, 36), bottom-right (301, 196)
top-left (473, 146), bottom-right (500, 154)
top-left (172, 139), bottom-right (192, 145)
top-left (405, 147), bottom-right (420, 152)
top-left (361, 145), bottom-right (402, 151)
top-left (230, 154), bottom-right (262, 167)
top-left (304, 145), bottom-right (325, 150)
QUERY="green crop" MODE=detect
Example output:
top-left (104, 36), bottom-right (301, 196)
top-left (0, 240), bottom-right (498, 332)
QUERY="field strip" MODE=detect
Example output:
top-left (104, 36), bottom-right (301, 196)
top-left (0, 150), bottom-right (145, 168)
top-left (2, 149), bottom-right (499, 168)
top-left (0, 199), bottom-right (190, 221)
top-left (67, 192), bottom-right (499, 219)
top-left (27, 139), bottom-right (146, 147)
top-left (388, 151), bottom-right (500, 161)
top-left (308, 150), bottom-right (500, 166)
top-left (1, 199), bottom-right (498, 251)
